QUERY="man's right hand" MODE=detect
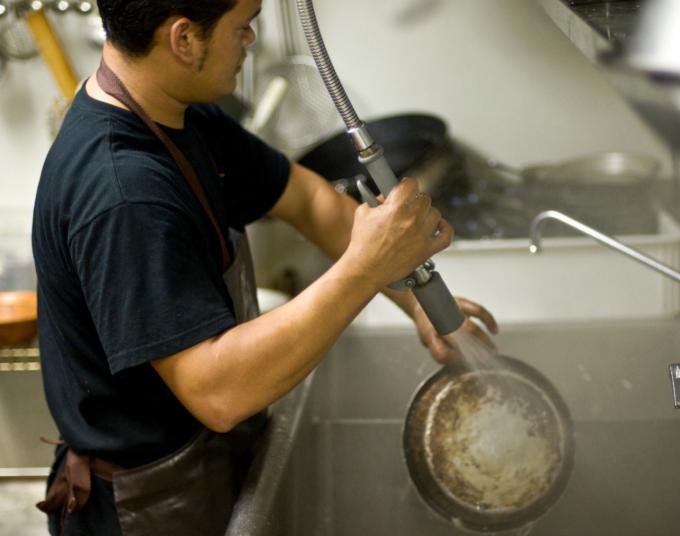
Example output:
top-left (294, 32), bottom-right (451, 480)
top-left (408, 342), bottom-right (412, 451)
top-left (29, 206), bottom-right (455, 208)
top-left (344, 178), bottom-right (453, 290)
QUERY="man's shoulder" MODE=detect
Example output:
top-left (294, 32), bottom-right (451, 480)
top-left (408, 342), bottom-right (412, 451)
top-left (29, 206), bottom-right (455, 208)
top-left (37, 99), bottom-right (187, 242)
top-left (187, 102), bottom-right (243, 136)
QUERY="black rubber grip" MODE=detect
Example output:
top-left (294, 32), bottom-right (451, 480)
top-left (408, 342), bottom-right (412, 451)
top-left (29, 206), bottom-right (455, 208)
top-left (412, 272), bottom-right (465, 335)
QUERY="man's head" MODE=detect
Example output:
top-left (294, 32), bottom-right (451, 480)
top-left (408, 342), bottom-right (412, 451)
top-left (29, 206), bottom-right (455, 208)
top-left (97, 0), bottom-right (262, 101)
top-left (97, 0), bottom-right (238, 58)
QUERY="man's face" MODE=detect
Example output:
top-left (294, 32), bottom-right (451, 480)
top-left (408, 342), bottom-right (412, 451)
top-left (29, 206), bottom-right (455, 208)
top-left (193, 0), bottom-right (262, 100)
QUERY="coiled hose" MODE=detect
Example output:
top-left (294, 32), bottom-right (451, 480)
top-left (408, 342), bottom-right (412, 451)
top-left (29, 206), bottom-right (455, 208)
top-left (295, 0), bottom-right (362, 130)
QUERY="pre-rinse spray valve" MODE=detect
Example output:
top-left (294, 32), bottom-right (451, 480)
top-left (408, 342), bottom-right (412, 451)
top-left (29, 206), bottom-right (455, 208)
top-left (355, 177), bottom-right (436, 292)
top-left (296, 0), bottom-right (465, 335)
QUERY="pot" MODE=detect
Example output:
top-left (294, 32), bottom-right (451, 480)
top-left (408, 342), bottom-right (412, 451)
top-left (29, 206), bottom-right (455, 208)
top-left (403, 355), bottom-right (575, 533)
top-left (298, 114), bottom-right (471, 201)
top-left (0, 291), bottom-right (38, 346)
top-left (482, 151), bottom-right (661, 236)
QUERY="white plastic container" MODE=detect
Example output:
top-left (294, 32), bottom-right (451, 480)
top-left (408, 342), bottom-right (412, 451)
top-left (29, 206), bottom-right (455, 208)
top-left (354, 211), bottom-right (680, 326)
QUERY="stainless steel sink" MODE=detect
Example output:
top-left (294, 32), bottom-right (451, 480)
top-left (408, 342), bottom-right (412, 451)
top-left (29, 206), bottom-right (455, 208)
top-left (4, 319), bottom-right (679, 535)
top-left (231, 318), bottom-right (680, 536)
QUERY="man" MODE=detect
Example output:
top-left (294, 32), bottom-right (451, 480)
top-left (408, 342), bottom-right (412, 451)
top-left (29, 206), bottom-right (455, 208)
top-left (32, 0), bottom-right (498, 534)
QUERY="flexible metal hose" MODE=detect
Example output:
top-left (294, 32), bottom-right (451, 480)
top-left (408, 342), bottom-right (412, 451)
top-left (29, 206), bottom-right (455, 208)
top-left (294, 0), bottom-right (465, 335)
top-left (295, 0), bottom-right (362, 130)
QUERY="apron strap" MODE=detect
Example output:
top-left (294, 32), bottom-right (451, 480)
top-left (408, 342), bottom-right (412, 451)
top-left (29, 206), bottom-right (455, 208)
top-left (95, 60), bottom-right (231, 271)
top-left (36, 448), bottom-right (124, 516)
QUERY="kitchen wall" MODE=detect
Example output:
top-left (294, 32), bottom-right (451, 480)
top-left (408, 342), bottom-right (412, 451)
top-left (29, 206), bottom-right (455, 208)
top-left (0, 0), bottom-right (673, 289)
top-left (266, 0), bottom-right (671, 165)
top-left (0, 14), bottom-right (101, 267)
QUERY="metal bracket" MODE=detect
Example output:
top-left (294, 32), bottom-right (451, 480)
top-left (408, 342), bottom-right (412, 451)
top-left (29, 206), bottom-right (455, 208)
top-left (670, 364), bottom-right (680, 408)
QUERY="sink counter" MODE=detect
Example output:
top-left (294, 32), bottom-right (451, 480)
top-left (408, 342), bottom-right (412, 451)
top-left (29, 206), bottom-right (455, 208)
top-left (537, 0), bottom-right (680, 152)
top-left (235, 317), bottom-right (680, 535)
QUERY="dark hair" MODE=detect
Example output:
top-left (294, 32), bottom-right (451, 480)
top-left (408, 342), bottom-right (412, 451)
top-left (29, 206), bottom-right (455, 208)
top-left (97, 0), bottom-right (238, 57)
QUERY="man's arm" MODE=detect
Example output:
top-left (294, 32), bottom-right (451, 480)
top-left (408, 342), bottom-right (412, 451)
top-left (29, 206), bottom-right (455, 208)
top-left (151, 167), bottom-right (450, 433)
top-left (268, 164), bottom-right (431, 317)
top-left (269, 163), bottom-right (498, 361)
top-left (266, 162), bottom-right (357, 260)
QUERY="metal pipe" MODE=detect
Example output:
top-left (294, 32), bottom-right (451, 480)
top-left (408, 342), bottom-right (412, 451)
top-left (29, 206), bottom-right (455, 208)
top-left (529, 210), bottom-right (680, 283)
top-left (0, 467), bottom-right (50, 478)
top-left (295, 0), bottom-right (361, 130)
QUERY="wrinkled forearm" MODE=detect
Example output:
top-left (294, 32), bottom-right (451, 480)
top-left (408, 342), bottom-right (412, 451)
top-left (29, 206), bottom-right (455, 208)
top-left (152, 252), bottom-right (379, 432)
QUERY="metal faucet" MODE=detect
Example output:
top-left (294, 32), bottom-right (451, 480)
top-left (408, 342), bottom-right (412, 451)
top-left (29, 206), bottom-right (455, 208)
top-left (531, 210), bottom-right (680, 409)
top-left (529, 210), bottom-right (680, 283)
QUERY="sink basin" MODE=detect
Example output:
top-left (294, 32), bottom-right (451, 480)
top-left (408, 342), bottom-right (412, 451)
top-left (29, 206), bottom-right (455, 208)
top-left (231, 318), bottom-right (680, 535)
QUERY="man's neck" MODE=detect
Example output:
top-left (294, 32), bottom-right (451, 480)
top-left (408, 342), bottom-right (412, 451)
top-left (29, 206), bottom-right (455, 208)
top-left (86, 43), bottom-right (188, 129)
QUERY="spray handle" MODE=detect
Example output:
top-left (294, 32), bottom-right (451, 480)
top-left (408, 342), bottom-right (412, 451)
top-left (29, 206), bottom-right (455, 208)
top-left (357, 147), bottom-right (399, 197)
top-left (355, 176), bottom-right (466, 335)
top-left (355, 176), bottom-right (380, 207)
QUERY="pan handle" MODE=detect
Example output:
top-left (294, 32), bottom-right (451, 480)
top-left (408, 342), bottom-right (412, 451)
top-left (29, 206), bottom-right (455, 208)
top-left (485, 158), bottom-right (524, 183)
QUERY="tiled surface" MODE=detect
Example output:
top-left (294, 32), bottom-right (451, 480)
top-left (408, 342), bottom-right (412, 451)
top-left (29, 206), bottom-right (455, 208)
top-left (0, 479), bottom-right (48, 536)
top-left (570, 1), bottom-right (643, 45)
top-left (0, 370), bottom-right (57, 468)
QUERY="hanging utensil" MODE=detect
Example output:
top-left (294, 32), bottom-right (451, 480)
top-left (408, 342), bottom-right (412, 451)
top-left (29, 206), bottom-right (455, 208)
top-left (255, 0), bottom-right (342, 158)
top-left (403, 355), bottom-right (575, 532)
top-left (0, 1), bottom-right (38, 60)
top-left (242, 76), bottom-right (289, 135)
top-left (84, 8), bottom-right (105, 48)
top-left (22, 4), bottom-right (78, 98)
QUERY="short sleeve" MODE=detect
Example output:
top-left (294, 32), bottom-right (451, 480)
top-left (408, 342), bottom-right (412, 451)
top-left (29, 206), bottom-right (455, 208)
top-left (69, 201), bottom-right (236, 374)
top-left (225, 127), bottom-right (291, 224)
top-left (191, 104), bottom-right (291, 226)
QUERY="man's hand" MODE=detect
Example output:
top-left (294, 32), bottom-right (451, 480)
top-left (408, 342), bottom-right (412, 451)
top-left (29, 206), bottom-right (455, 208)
top-left (413, 296), bottom-right (499, 364)
top-left (345, 178), bottom-right (453, 290)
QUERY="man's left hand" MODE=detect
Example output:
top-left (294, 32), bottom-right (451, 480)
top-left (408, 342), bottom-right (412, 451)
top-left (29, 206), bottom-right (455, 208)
top-left (413, 296), bottom-right (499, 364)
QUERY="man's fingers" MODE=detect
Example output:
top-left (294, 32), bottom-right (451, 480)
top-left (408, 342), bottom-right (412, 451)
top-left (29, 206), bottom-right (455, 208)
top-left (464, 318), bottom-right (498, 353)
top-left (427, 332), bottom-right (457, 364)
top-left (455, 297), bottom-right (499, 334)
top-left (431, 219), bottom-right (453, 252)
top-left (387, 177), bottom-right (420, 205)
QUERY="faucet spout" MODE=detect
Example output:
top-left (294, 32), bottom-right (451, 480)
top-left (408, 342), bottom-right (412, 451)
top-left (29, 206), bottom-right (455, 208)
top-left (529, 210), bottom-right (680, 283)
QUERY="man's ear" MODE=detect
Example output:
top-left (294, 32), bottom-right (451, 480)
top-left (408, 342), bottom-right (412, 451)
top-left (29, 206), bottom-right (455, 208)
top-left (168, 17), bottom-right (201, 65)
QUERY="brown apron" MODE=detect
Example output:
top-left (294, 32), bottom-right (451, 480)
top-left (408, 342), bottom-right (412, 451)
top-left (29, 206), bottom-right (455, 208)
top-left (38, 60), bottom-right (266, 536)
top-left (114, 235), bottom-right (264, 536)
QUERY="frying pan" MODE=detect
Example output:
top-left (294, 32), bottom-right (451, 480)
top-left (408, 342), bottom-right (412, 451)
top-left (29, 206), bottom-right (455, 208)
top-left (403, 355), bottom-right (575, 532)
top-left (490, 151), bottom-right (659, 185)
top-left (486, 151), bottom-right (659, 210)
top-left (477, 151), bottom-right (661, 237)
top-left (298, 114), bottom-right (470, 200)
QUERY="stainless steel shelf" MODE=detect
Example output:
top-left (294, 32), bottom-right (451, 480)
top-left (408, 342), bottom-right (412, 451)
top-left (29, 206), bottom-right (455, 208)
top-left (569, 1), bottom-right (643, 48)
top-left (0, 347), bottom-right (40, 372)
top-left (537, 0), bottom-right (680, 152)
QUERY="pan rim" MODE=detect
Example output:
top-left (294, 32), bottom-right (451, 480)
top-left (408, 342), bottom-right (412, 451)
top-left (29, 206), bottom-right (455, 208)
top-left (402, 354), bottom-right (575, 532)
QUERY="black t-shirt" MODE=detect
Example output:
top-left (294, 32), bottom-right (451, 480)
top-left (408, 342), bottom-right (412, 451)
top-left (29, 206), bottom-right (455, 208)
top-left (32, 85), bottom-right (290, 470)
